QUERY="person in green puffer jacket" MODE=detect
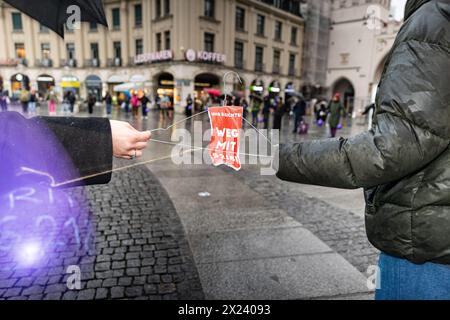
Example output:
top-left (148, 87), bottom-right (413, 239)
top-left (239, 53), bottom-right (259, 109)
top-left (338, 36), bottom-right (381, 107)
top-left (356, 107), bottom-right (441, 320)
top-left (276, 0), bottom-right (450, 300)
top-left (327, 93), bottom-right (345, 138)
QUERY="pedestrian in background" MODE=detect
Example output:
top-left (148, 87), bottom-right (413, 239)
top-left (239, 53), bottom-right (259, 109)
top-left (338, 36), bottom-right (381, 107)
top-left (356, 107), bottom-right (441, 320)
top-left (46, 88), bottom-right (58, 115)
top-left (262, 95), bottom-right (272, 130)
top-left (131, 92), bottom-right (140, 118)
top-left (327, 93), bottom-right (345, 138)
top-left (0, 89), bottom-right (9, 112)
top-left (19, 88), bottom-right (30, 114)
top-left (273, 96), bottom-right (286, 130)
top-left (185, 94), bottom-right (193, 117)
top-left (28, 90), bottom-right (38, 115)
top-left (140, 93), bottom-right (150, 119)
top-left (104, 92), bottom-right (113, 116)
top-left (242, 98), bottom-right (249, 121)
top-left (293, 97), bottom-right (306, 133)
top-left (87, 93), bottom-right (96, 115)
top-left (68, 91), bottom-right (76, 114)
top-left (250, 96), bottom-right (262, 127)
top-left (62, 91), bottom-right (71, 113)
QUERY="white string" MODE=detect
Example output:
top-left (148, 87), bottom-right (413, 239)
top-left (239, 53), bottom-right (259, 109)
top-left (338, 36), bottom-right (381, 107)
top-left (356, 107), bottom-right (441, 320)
top-left (149, 138), bottom-right (274, 159)
top-left (52, 147), bottom-right (204, 188)
top-left (149, 110), bottom-right (209, 133)
top-left (242, 117), bottom-right (279, 148)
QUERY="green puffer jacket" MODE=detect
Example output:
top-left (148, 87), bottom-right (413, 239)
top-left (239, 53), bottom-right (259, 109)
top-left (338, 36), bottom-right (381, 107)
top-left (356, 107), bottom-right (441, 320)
top-left (276, 0), bottom-right (450, 265)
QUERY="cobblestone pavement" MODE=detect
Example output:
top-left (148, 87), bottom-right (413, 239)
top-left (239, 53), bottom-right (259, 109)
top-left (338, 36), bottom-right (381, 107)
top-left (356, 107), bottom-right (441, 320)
top-left (0, 161), bottom-right (204, 300)
top-left (224, 166), bottom-right (379, 273)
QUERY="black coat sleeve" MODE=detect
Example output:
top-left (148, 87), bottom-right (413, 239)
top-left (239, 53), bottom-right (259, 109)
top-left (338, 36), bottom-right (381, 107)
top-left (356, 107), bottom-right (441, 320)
top-left (277, 39), bottom-right (450, 189)
top-left (31, 116), bottom-right (113, 186)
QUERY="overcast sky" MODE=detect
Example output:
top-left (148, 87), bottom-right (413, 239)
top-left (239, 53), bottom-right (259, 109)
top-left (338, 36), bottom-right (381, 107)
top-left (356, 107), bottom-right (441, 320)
top-left (391, 0), bottom-right (407, 20)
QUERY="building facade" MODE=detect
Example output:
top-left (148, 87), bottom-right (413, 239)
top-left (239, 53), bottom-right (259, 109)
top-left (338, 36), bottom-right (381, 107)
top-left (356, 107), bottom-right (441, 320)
top-left (300, 0), bottom-right (331, 99)
top-left (0, 0), bottom-right (305, 112)
top-left (325, 0), bottom-right (401, 114)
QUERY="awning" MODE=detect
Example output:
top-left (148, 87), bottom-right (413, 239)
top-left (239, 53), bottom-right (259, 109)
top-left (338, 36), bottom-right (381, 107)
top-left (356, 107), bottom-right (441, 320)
top-left (61, 76), bottom-right (80, 88)
top-left (107, 74), bottom-right (128, 84)
top-left (113, 82), bottom-right (144, 92)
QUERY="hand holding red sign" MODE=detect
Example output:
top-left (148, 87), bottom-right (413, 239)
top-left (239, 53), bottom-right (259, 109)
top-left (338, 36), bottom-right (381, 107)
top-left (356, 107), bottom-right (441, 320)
top-left (208, 106), bottom-right (243, 171)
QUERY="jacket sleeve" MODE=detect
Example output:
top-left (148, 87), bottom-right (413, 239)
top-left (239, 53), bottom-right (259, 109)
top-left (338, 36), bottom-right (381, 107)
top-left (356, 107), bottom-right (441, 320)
top-left (32, 116), bottom-right (113, 186)
top-left (277, 39), bottom-right (450, 189)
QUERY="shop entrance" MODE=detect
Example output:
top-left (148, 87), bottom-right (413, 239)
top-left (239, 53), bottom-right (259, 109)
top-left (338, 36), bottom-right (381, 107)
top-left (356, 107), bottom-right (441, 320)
top-left (194, 73), bottom-right (220, 106)
top-left (86, 75), bottom-right (103, 101)
top-left (154, 72), bottom-right (175, 103)
top-left (10, 73), bottom-right (30, 99)
top-left (37, 74), bottom-right (55, 98)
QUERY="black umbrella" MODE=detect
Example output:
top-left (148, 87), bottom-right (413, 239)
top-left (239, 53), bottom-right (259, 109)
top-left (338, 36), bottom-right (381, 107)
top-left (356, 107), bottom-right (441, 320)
top-left (3, 0), bottom-right (108, 37)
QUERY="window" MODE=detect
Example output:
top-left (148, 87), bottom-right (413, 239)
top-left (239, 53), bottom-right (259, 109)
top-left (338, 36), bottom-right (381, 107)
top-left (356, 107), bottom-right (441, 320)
top-left (112, 8), bottom-right (121, 29)
top-left (135, 39), bottom-right (144, 55)
top-left (255, 46), bottom-right (264, 72)
top-left (204, 33), bottom-right (215, 52)
top-left (235, 7), bottom-right (245, 31)
top-left (204, 0), bottom-right (215, 18)
top-left (164, 31), bottom-right (171, 50)
top-left (273, 50), bottom-right (281, 73)
top-left (234, 41), bottom-right (244, 69)
top-left (289, 53), bottom-right (296, 75)
top-left (12, 12), bottom-right (23, 31)
top-left (134, 4), bottom-right (142, 27)
top-left (90, 43), bottom-right (99, 60)
top-left (89, 22), bottom-right (98, 32)
top-left (291, 27), bottom-right (298, 45)
top-left (66, 43), bottom-right (75, 60)
top-left (156, 33), bottom-right (162, 51)
top-left (113, 42), bottom-right (122, 59)
top-left (41, 43), bottom-right (51, 59)
top-left (156, 0), bottom-right (162, 17)
top-left (15, 43), bottom-right (25, 59)
top-left (164, 0), bottom-right (170, 15)
top-left (39, 24), bottom-right (49, 33)
top-left (275, 21), bottom-right (282, 41)
top-left (256, 15), bottom-right (265, 36)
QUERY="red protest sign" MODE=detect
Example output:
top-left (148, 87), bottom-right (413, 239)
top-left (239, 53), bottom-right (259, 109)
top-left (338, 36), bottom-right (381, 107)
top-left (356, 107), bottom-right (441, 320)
top-left (208, 106), bottom-right (243, 171)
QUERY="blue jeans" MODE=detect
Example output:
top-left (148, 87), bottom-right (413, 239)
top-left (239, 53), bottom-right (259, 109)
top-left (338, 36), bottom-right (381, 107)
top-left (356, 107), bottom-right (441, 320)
top-left (376, 253), bottom-right (450, 300)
